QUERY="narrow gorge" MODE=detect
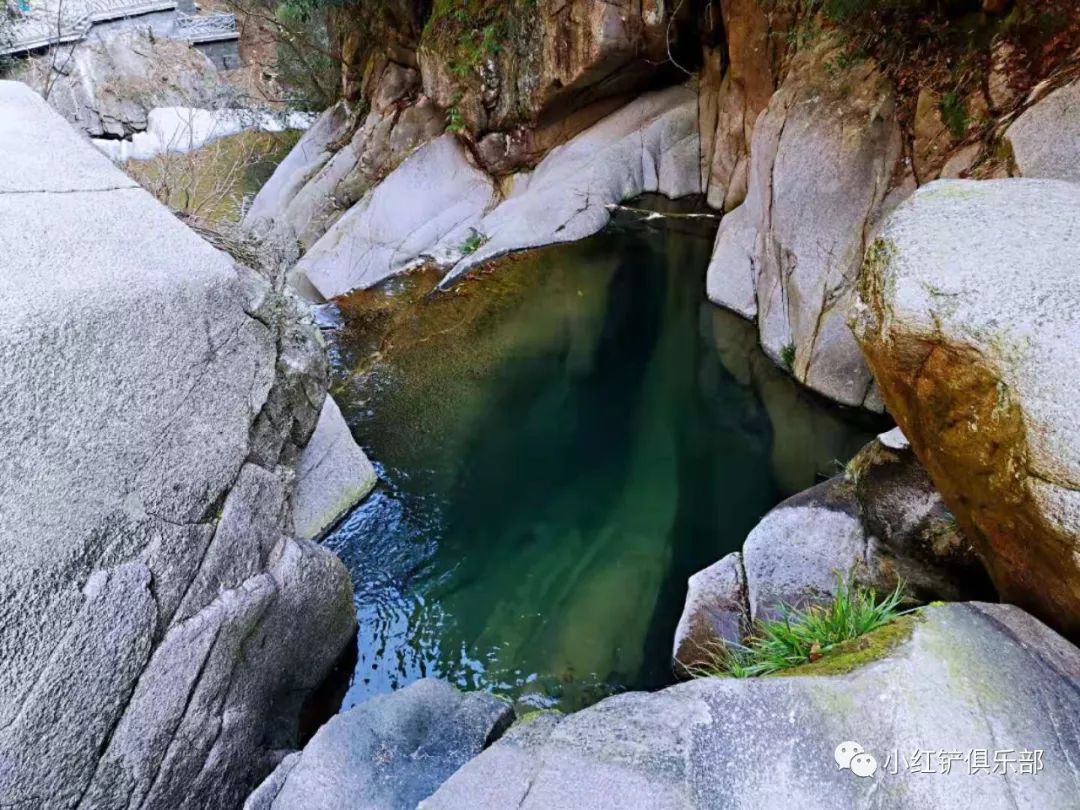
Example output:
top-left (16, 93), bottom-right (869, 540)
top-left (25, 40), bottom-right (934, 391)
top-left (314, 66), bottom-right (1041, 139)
top-left (2, 1), bottom-right (1080, 808)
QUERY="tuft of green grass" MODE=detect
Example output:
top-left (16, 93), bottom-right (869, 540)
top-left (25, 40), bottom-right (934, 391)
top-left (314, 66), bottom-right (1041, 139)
top-left (779, 342), bottom-right (797, 372)
top-left (446, 105), bottom-right (466, 134)
top-left (774, 614), bottom-right (916, 677)
top-left (691, 577), bottom-right (912, 679)
top-left (940, 91), bottom-right (969, 140)
top-left (459, 228), bottom-right (488, 255)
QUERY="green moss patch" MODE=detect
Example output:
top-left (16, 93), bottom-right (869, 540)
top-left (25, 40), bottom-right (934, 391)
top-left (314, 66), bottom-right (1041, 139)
top-left (774, 613), bottom-right (918, 677)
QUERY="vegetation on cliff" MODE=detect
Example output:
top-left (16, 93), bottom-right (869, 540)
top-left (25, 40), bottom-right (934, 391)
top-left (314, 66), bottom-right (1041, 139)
top-left (693, 578), bottom-right (912, 678)
top-left (789, 0), bottom-right (1080, 150)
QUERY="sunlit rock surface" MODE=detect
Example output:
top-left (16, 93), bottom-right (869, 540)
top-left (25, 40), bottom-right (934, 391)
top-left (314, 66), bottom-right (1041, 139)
top-left (294, 396), bottom-right (377, 541)
top-left (424, 604), bottom-right (1080, 810)
top-left (853, 178), bottom-right (1080, 637)
top-left (1006, 79), bottom-right (1080, 183)
top-left (442, 84), bottom-right (701, 287)
top-left (706, 42), bottom-right (903, 410)
top-left (291, 133), bottom-right (498, 299)
top-left (0, 80), bottom-right (355, 809)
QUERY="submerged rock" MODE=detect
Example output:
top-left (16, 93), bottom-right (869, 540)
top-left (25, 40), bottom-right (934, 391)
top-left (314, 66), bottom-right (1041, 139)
top-left (0, 81), bottom-right (355, 809)
top-left (426, 603), bottom-right (1080, 809)
top-left (852, 178), bottom-right (1080, 637)
top-left (706, 42), bottom-right (903, 410)
top-left (245, 679), bottom-right (513, 810)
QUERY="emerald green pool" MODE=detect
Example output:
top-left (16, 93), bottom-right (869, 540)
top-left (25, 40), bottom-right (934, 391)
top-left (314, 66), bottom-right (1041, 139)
top-left (323, 198), bottom-right (880, 712)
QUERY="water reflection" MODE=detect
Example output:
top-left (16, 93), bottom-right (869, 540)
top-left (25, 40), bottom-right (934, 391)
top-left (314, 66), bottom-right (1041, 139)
top-left (323, 199), bottom-right (882, 712)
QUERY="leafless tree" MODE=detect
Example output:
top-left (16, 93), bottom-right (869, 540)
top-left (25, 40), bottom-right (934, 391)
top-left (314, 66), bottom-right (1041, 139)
top-left (41, 0), bottom-right (80, 100)
top-left (125, 109), bottom-right (271, 225)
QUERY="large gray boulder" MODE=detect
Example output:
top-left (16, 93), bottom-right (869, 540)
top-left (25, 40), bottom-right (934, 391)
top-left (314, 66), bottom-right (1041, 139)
top-left (418, 711), bottom-right (565, 810)
top-left (742, 430), bottom-right (990, 622)
top-left (743, 432), bottom-right (993, 613)
top-left (852, 178), bottom-right (1080, 638)
top-left (425, 603), bottom-right (1080, 809)
top-left (706, 42), bottom-right (902, 409)
top-left (294, 395), bottom-right (378, 541)
top-left (1006, 80), bottom-right (1080, 183)
top-left (245, 679), bottom-right (513, 810)
top-left (0, 80), bottom-right (355, 809)
top-left (440, 83), bottom-right (701, 286)
top-left (291, 133), bottom-right (499, 299)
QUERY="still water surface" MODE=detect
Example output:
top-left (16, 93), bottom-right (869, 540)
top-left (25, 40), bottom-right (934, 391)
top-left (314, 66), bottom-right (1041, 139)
top-left (324, 199), bottom-right (880, 712)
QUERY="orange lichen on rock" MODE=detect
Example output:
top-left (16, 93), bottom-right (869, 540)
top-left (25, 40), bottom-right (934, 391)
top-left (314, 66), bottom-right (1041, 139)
top-left (853, 181), bottom-right (1080, 638)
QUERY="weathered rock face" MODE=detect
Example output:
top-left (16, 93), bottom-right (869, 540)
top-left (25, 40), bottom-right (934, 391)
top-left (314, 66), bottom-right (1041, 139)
top-left (244, 63), bottom-right (447, 252)
top-left (697, 0), bottom-right (789, 211)
top-left (674, 428), bottom-right (992, 669)
top-left (848, 429), bottom-right (992, 601)
top-left (243, 101), bottom-right (357, 240)
top-left (334, 1), bottom-right (428, 103)
top-left (742, 431), bottom-right (991, 620)
top-left (425, 603), bottom-right (1080, 809)
top-left (247, 0), bottom-right (703, 295)
top-left (672, 552), bottom-right (748, 674)
top-left (0, 81), bottom-right (356, 809)
top-left (1006, 79), bottom-right (1080, 183)
top-left (267, 83), bottom-right (698, 299)
top-left (418, 711), bottom-right (563, 810)
top-left (418, 0), bottom-right (687, 149)
top-left (706, 42), bottom-right (903, 409)
top-left (14, 30), bottom-right (231, 138)
top-left (442, 83), bottom-right (700, 287)
top-left (245, 679), bottom-right (513, 810)
top-left (852, 178), bottom-right (1080, 637)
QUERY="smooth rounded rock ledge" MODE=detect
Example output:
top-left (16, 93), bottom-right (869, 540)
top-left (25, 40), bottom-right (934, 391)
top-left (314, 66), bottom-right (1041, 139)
top-left (424, 603), bottom-right (1080, 810)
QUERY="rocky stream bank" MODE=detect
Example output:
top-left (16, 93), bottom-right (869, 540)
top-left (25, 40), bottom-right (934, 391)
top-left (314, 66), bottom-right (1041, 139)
top-left (3, 0), bottom-right (1080, 808)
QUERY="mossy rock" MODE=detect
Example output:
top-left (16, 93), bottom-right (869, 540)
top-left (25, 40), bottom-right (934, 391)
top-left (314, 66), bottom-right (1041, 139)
top-left (773, 613), bottom-right (919, 677)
